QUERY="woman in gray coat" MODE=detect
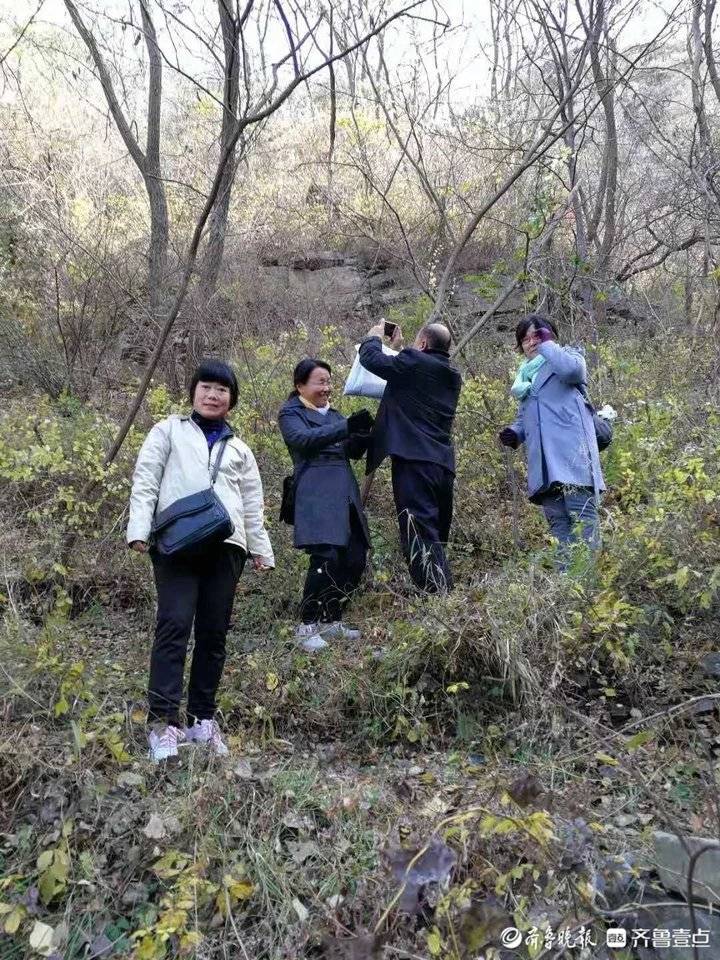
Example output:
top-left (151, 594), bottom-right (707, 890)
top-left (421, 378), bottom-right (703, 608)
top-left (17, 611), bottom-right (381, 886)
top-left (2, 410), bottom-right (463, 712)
top-left (499, 315), bottom-right (604, 561)
top-left (278, 358), bottom-right (373, 652)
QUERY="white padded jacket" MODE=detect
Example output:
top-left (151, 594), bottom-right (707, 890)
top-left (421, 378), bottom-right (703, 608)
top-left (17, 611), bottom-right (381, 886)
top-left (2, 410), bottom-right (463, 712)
top-left (126, 414), bottom-right (274, 566)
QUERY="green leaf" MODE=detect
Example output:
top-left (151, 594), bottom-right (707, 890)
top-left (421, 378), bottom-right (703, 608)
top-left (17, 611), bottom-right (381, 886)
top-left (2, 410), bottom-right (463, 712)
top-left (625, 730), bottom-right (654, 751)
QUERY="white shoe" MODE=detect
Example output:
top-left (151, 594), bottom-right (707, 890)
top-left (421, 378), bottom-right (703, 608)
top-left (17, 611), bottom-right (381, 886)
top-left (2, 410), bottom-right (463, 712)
top-left (321, 621), bottom-right (361, 641)
top-left (148, 725), bottom-right (186, 762)
top-left (295, 623), bottom-right (328, 652)
top-left (184, 718), bottom-right (229, 756)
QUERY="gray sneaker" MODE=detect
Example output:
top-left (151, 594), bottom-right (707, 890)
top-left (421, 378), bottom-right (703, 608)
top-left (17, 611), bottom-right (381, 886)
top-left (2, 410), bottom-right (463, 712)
top-left (321, 621), bottom-right (362, 641)
top-left (295, 623), bottom-right (328, 652)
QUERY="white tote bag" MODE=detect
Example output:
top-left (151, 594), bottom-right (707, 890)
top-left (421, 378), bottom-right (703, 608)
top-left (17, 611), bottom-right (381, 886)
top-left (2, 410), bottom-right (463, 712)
top-left (343, 343), bottom-right (398, 400)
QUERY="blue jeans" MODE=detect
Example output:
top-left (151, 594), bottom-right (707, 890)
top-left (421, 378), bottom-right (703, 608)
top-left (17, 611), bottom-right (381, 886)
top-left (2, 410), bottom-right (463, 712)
top-left (538, 486), bottom-right (599, 566)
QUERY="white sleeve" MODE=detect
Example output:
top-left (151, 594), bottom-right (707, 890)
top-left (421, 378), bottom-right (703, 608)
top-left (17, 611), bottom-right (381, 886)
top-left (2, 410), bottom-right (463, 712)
top-left (126, 421), bottom-right (170, 544)
top-left (237, 448), bottom-right (275, 566)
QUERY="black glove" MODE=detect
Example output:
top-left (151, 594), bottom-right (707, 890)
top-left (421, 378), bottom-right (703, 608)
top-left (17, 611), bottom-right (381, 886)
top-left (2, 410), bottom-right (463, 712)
top-left (347, 409), bottom-right (374, 435)
top-left (499, 427), bottom-right (520, 448)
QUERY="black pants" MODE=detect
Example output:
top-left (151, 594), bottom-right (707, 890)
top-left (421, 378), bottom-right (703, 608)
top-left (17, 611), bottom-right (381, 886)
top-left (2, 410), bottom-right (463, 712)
top-left (148, 544), bottom-right (246, 726)
top-left (391, 457), bottom-right (454, 593)
top-left (301, 511), bottom-right (368, 624)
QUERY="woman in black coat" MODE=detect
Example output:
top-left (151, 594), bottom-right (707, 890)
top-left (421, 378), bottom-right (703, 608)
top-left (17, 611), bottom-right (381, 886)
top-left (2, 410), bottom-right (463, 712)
top-left (278, 358), bottom-right (373, 652)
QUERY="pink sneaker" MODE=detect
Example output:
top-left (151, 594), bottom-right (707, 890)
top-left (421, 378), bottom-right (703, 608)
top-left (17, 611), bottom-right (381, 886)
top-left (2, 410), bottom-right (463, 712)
top-left (147, 725), bottom-right (186, 762)
top-left (184, 719), bottom-right (229, 757)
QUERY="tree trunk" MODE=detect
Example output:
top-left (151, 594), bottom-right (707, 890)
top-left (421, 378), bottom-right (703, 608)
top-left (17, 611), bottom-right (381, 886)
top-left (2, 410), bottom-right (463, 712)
top-left (140, 0), bottom-right (169, 353)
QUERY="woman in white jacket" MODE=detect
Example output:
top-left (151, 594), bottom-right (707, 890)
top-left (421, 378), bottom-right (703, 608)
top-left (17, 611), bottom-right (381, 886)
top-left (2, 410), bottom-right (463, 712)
top-left (127, 361), bottom-right (274, 762)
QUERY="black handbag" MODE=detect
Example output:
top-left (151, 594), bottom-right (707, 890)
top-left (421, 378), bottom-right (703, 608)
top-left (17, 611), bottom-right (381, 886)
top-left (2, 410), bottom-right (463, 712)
top-left (151, 439), bottom-right (235, 556)
top-left (279, 462), bottom-right (309, 525)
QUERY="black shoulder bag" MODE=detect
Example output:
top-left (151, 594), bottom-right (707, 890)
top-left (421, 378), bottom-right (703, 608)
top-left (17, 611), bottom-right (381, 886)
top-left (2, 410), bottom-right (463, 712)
top-left (279, 461), bottom-right (309, 525)
top-left (151, 439), bottom-right (235, 556)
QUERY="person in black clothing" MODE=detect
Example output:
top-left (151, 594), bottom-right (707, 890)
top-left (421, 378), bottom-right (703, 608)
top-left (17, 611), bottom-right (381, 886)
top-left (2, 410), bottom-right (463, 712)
top-left (358, 323), bottom-right (462, 593)
top-left (278, 358), bottom-right (374, 651)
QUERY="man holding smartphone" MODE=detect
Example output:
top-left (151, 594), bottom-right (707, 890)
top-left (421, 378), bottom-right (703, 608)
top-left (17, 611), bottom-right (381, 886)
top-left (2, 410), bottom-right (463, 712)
top-left (358, 320), bottom-right (462, 593)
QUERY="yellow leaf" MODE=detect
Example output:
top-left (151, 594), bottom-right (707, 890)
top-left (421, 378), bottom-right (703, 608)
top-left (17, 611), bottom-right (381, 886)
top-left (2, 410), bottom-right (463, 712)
top-left (595, 752), bottom-right (619, 766)
top-left (265, 672), bottom-right (279, 692)
top-left (228, 880), bottom-right (253, 901)
top-left (136, 934), bottom-right (167, 960)
top-left (179, 931), bottom-right (202, 954)
top-left (427, 929), bottom-right (442, 956)
top-left (4, 906), bottom-right (25, 935)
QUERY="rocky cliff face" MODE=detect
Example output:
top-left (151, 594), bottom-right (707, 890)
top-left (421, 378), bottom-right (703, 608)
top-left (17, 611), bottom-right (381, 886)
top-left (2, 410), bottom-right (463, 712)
top-left (254, 250), bottom-right (656, 337)
top-left (259, 250), bottom-right (418, 320)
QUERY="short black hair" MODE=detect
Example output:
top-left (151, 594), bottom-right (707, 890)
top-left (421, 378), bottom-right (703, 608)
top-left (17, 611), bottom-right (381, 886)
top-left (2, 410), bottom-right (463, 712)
top-left (189, 360), bottom-right (239, 408)
top-left (291, 358), bottom-right (331, 395)
top-left (515, 313), bottom-right (559, 350)
top-left (420, 323), bottom-right (452, 351)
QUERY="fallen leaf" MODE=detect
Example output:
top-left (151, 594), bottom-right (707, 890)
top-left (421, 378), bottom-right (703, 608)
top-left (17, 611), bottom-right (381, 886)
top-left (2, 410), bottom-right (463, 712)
top-left (87, 933), bottom-right (113, 958)
top-left (323, 933), bottom-right (384, 959)
top-left (508, 772), bottom-right (544, 808)
top-left (385, 836), bottom-right (457, 913)
top-left (117, 772), bottom-right (145, 789)
top-left (233, 759), bottom-right (253, 780)
top-left (142, 814), bottom-right (166, 841)
top-left (288, 840), bottom-right (319, 864)
top-left (292, 897), bottom-right (309, 923)
top-left (29, 921), bottom-right (54, 956)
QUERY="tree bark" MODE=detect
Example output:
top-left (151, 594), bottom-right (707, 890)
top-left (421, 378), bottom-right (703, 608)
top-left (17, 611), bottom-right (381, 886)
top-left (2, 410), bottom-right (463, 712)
top-left (64, 0), bottom-right (169, 362)
top-left (195, 0), bottom-right (242, 317)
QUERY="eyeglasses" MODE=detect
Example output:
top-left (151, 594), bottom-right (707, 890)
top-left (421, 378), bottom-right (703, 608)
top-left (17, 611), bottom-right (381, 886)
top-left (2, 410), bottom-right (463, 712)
top-left (308, 378), bottom-right (331, 387)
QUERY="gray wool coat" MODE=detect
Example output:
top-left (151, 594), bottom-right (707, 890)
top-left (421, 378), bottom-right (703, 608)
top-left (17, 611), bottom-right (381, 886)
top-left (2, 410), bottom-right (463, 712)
top-left (510, 341), bottom-right (605, 502)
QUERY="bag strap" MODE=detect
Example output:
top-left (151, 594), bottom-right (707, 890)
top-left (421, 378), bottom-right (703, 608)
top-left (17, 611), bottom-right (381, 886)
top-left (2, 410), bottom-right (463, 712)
top-left (575, 382), bottom-right (596, 410)
top-left (210, 438), bottom-right (230, 485)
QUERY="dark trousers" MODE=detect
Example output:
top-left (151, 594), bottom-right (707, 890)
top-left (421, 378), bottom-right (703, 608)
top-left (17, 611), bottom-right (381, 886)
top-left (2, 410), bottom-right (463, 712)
top-left (301, 511), bottom-right (367, 624)
top-left (391, 457), bottom-right (454, 593)
top-left (148, 544), bottom-right (246, 726)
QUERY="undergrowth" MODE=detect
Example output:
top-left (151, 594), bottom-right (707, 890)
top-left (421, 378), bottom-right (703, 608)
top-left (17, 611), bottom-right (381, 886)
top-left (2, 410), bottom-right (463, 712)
top-left (3, 334), bottom-right (720, 958)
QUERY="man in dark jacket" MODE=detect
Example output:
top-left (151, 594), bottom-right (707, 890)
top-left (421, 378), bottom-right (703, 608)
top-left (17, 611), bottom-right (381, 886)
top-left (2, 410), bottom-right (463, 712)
top-left (358, 322), bottom-right (462, 592)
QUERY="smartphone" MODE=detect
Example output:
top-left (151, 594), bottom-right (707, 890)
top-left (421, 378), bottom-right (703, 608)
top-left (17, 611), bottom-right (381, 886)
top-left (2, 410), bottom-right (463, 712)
top-left (384, 320), bottom-right (397, 339)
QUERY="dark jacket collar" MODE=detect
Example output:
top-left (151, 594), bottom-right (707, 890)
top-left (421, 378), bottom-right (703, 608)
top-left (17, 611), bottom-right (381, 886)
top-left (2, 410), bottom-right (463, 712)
top-left (186, 411), bottom-right (234, 440)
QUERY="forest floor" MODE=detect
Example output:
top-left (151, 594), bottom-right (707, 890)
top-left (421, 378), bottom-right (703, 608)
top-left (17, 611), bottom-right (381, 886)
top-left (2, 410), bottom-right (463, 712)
top-left (3, 586), bottom-right (720, 960)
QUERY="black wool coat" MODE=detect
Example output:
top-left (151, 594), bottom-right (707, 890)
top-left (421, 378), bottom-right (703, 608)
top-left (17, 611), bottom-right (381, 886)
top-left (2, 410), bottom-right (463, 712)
top-left (358, 337), bottom-right (462, 474)
top-left (278, 395), bottom-right (370, 549)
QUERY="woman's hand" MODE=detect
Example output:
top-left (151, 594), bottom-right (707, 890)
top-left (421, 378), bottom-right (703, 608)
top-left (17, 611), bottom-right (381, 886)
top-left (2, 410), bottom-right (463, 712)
top-left (531, 322), bottom-right (554, 344)
top-left (499, 427), bottom-right (520, 449)
top-left (252, 556), bottom-right (273, 573)
top-left (347, 409), bottom-right (374, 435)
top-left (129, 540), bottom-right (148, 553)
